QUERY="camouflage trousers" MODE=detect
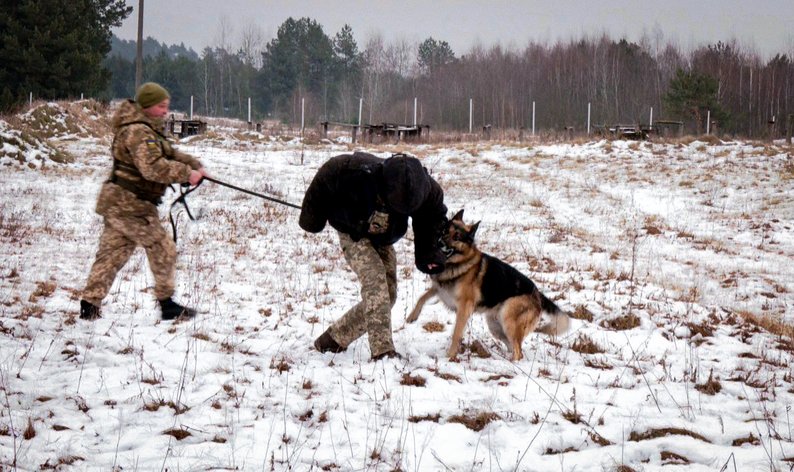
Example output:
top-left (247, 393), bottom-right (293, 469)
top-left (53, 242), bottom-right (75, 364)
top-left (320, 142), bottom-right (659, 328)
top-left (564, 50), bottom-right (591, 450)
top-left (329, 231), bottom-right (397, 357)
top-left (82, 212), bottom-right (177, 306)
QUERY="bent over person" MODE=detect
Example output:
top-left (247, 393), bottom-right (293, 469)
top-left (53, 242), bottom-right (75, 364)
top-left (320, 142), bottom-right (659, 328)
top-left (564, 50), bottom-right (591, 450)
top-left (299, 152), bottom-right (448, 360)
top-left (79, 82), bottom-right (208, 321)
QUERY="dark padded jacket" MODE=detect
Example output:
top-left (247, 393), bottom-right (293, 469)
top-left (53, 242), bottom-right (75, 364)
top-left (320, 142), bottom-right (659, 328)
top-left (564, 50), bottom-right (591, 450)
top-left (299, 152), bottom-right (447, 274)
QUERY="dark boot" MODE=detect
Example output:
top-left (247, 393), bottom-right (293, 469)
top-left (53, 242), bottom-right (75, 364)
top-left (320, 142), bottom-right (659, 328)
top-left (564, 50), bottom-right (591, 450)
top-left (80, 300), bottom-right (101, 320)
top-left (158, 297), bottom-right (196, 320)
top-left (314, 328), bottom-right (346, 353)
top-left (372, 350), bottom-right (403, 361)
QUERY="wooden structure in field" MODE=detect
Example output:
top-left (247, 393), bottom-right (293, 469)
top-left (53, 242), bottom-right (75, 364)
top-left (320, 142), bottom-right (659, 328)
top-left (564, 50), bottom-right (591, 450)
top-left (166, 118), bottom-right (207, 138)
top-left (320, 121), bottom-right (430, 144)
top-left (363, 123), bottom-right (429, 143)
top-left (652, 120), bottom-right (684, 138)
top-left (592, 121), bottom-right (684, 139)
top-left (593, 123), bottom-right (654, 140)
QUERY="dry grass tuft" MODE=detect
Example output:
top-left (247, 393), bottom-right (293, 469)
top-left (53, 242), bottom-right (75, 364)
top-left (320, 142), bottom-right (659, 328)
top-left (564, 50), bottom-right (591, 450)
top-left (433, 370), bottom-right (462, 383)
top-left (270, 356), bottom-right (292, 373)
top-left (39, 455), bottom-right (85, 470)
top-left (23, 417), bottom-right (36, 440)
top-left (615, 465), bottom-right (637, 472)
top-left (660, 451), bottom-right (690, 464)
top-left (629, 427), bottom-right (710, 443)
top-left (571, 305), bottom-right (594, 322)
top-left (482, 373), bottom-right (514, 383)
top-left (400, 373), bottom-right (427, 387)
top-left (601, 313), bottom-right (641, 331)
top-left (584, 357), bottom-right (613, 370)
top-left (408, 413), bottom-right (441, 423)
top-left (572, 334), bottom-right (605, 354)
top-left (422, 321), bottom-right (445, 333)
top-left (589, 431), bottom-right (613, 446)
top-left (686, 321), bottom-right (715, 339)
top-left (731, 433), bottom-right (760, 446)
top-left (466, 340), bottom-right (492, 358)
top-left (29, 280), bottom-right (56, 302)
top-left (736, 310), bottom-right (794, 339)
top-left (298, 409), bottom-right (314, 421)
top-left (562, 409), bottom-right (583, 424)
top-left (162, 428), bottom-right (192, 440)
top-left (447, 411), bottom-right (501, 431)
top-left (695, 369), bottom-right (722, 395)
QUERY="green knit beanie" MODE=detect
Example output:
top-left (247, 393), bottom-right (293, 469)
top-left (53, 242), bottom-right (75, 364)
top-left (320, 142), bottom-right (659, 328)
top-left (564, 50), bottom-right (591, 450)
top-left (135, 82), bottom-right (170, 108)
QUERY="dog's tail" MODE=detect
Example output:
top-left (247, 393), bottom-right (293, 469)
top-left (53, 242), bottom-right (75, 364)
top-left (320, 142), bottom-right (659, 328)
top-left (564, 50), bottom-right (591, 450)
top-left (535, 292), bottom-right (570, 336)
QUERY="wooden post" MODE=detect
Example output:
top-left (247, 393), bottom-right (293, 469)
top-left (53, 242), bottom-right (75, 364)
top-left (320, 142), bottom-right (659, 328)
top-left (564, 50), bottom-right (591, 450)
top-left (532, 101), bottom-right (536, 136)
top-left (587, 102), bottom-right (590, 136)
top-left (135, 0), bottom-right (144, 90)
top-left (352, 126), bottom-right (357, 144)
top-left (469, 98), bottom-right (473, 134)
top-left (706, 110), bottom-right (711, 135)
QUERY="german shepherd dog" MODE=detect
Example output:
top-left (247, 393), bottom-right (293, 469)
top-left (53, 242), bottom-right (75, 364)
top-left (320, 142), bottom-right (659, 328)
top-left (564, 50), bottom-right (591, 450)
top-left (406, 210), bottom-right (570, 361)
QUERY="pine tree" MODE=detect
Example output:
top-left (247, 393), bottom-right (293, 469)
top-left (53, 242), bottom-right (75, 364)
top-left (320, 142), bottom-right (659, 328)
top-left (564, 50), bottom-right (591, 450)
top-left (0, 0), bottom-right (131, 110)
top-left (663, 69), bottom-right (728, 134)
top-left (259, 17), bottom-right (335, 117)
top-left (418, 37), bottom-right (456, 75)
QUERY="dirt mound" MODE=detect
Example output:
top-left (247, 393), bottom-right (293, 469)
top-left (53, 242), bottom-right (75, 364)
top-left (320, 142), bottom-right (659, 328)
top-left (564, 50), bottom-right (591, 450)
top-left (0, 119), bottom-right (73, 168)
top-left (17, 100), bottom-right (110, 140)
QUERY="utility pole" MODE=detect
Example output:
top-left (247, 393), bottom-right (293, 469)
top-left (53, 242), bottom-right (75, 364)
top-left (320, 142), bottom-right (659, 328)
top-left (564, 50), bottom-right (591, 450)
top-left (135, 0), bottom-right (144, 90)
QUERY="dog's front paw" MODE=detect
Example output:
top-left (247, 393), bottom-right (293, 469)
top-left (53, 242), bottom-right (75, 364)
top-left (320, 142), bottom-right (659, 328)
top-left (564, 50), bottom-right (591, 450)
top-left (447, 346), bottom-right (460, 360)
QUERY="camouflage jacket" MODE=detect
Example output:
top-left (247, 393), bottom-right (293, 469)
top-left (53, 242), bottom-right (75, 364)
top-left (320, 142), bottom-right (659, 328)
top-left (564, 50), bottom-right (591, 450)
top-left (96, 100), bottom-right (202, 217)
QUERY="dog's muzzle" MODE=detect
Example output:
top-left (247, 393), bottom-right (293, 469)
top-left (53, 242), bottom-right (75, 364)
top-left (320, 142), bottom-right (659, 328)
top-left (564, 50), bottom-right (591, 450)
top-left (438, 236), bottom-right (454, 259)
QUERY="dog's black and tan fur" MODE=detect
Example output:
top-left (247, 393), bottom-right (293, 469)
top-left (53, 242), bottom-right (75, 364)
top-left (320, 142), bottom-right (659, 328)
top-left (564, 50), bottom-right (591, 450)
top-left (407, 210), bottom-right (570, 361)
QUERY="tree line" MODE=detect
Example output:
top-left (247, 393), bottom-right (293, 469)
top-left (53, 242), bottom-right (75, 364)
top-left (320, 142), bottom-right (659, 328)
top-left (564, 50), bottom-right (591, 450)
top-left (2, 2), bottom-right (792, 138)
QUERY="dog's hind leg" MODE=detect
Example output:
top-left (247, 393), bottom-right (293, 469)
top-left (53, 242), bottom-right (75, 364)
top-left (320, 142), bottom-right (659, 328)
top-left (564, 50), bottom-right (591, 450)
top-left (485, 311), bottom-right (511, 352)
top-left (406, 286), bottom-right (437, 323)
top-left (501, 297), bottom-right (542, 361)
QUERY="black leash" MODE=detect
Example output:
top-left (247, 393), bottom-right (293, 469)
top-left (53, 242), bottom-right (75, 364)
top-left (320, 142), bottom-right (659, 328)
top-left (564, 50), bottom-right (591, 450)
top-left (203, 176), bottom-right (302, 210)
top-left (168, 176), bottom-right (302, 243)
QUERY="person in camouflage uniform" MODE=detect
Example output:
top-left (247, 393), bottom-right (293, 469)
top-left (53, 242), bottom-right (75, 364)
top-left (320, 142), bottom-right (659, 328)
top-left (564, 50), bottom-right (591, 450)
top-left (299, 152), bottom-right (448, 360)
top-left (79, 82), bottom-right (208, 321)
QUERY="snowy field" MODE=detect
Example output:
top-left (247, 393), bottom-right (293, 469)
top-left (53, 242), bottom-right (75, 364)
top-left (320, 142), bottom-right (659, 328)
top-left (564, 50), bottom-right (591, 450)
top-left (1, 103), bottom-right (793, 471)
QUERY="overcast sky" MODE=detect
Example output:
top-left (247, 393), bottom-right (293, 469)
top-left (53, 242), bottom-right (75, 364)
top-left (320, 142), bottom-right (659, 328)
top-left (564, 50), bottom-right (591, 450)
top-left (114, 0), bottom-right (794, 59)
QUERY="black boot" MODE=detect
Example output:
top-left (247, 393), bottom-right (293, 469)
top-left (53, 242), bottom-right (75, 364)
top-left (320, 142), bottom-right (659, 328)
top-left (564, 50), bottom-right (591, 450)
top-left (79, 300), bottom-right (101, 320)
top-left (372, 350), bottom-right (403, 361)
top-left (314, 328), bottom-right (346, 353)
top-left (158, 297), bottom-right (196, 320)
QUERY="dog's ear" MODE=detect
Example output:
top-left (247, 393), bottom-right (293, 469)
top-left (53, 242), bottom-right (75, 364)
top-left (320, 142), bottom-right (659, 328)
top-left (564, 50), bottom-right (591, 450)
top-left (469, 221), bottom-right (480, 239)
top-left (451, 209), bottom-right (464, 221)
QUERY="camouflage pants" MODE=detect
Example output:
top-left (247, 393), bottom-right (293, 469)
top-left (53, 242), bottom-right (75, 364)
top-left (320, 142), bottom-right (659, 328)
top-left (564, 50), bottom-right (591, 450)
top-left (82, 213), bottom-right (176, 306)
top-left (329, 231), bottom-right (397, 357)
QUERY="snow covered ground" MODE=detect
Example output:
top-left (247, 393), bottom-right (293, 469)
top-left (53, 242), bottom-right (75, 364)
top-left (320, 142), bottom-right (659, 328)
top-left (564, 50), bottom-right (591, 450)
top-left (1, 108), bottom-right (793, 470)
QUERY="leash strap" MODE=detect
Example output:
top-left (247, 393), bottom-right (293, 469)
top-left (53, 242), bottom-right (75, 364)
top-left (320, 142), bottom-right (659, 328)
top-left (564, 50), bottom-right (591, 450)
top-left (168, 180), bottom-right (204, 243)
top-left (204, 176), bottom-right (302, 210)
top-left (167, 176), bottom-right (302, 243)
